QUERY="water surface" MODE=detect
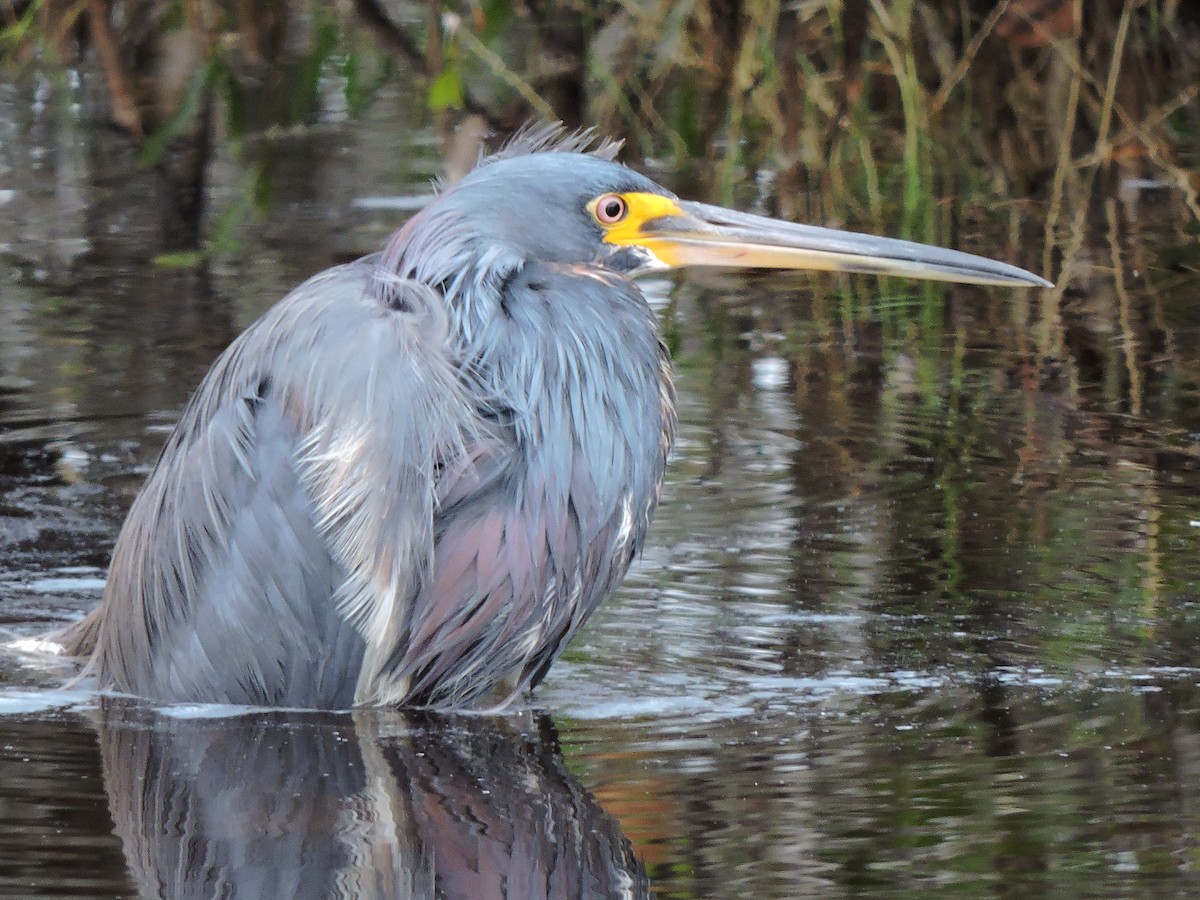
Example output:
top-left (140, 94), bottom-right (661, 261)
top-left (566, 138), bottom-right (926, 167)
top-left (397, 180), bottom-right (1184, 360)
top-left (3, 66), bottom-right (1200, 900)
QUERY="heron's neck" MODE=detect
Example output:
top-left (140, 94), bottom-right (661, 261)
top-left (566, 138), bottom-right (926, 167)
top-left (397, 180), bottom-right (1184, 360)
top-left (468, 263), bottom-right (674, 545)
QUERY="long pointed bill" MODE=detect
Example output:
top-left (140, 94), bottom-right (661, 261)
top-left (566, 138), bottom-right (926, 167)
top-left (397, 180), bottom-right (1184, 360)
top-left (613, 197), bottom-right (1051, 288)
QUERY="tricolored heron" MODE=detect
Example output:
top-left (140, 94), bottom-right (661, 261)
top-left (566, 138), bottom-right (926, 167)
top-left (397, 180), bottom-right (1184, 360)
top-left (55, 126), bottom-right (1049, 710)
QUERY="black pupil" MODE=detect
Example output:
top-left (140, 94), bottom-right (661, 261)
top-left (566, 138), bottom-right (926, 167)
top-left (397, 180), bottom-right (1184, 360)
top-left (603, 198), bottom-right (623, 219)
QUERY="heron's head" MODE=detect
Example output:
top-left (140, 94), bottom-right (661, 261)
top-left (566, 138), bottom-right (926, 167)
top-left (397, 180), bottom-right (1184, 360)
top-left (380, 128), bottom-right (1049, 313)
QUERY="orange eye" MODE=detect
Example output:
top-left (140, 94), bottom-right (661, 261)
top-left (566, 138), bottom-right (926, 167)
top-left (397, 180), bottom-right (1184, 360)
top-left (595, 193), bottom-right (627, 225)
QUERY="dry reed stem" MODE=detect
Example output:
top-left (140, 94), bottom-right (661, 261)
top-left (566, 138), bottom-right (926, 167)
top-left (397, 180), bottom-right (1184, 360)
top-left (86, 0), bottom-right (143, 137)
top-left (1072, 84), bottom-right (1198, 168)
top-left (1093, 0), bottom-right (1132, 177)
top-left (1024, 5), bottom-right (1195, 226)
top-left (448, 21), bottom-right (557, 120)
top-left (1040, 1), bottom-right (1083, 280)
top-left (39, 0), bottom-right (86, 58)
top-left (1040, 201), bottom-right (1086, 362)
top-left (1105, 198), bottom-right (1141, 418)
top-left (930, 0), bottom-right (1010, 114)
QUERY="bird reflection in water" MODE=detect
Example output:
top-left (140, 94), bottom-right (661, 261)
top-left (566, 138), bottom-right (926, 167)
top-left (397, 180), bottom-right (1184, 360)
top-left (92, 700), bottom-right (647, 899)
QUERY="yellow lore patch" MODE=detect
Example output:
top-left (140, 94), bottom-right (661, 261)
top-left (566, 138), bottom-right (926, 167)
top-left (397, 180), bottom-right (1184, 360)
top-left (589, 192), bottom-right (688, 267)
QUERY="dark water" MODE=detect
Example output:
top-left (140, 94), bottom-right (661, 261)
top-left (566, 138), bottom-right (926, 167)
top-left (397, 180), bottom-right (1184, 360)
top-left (3, 74), bottom-right (1200, 899)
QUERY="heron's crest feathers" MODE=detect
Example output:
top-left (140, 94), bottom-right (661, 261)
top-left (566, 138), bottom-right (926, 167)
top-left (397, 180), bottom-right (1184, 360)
top-left (481, 121), bottom-right (623, 167)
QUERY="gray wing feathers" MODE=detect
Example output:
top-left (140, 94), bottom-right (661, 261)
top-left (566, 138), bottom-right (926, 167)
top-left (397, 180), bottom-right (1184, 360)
top-left (282, 275), bottom-right (475, 704)
top-left (85, 263), bottom-right (473, 707)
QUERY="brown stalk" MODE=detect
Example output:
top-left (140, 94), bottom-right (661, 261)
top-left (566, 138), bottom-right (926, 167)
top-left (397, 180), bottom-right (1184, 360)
top-left (930, 0), bottom-right (1010, 114)
top-left (1040, 0), bottom-right (1082, 281)
top-left (1092, 0), bottom-right (1132, 178)
top-left (86, 0), bottom-right (142, 137)
top-left (1105, 198), bottom-right (1141, 417)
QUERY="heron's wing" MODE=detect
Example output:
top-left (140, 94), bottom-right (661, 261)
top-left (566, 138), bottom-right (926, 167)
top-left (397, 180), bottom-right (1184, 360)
top-left (371, 430), bottom-right (569, 709)
top-left (86, 262), bottom-right (474, 707)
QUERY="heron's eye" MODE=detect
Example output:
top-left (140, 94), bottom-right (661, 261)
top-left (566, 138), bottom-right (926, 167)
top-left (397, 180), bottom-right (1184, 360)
top-left (594, 193), bottom-right (628, 225)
